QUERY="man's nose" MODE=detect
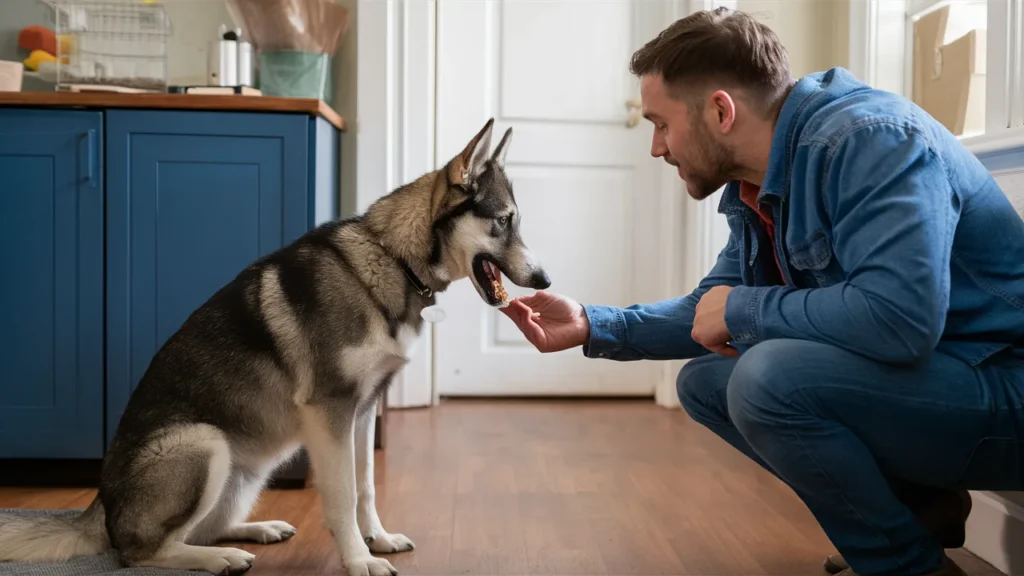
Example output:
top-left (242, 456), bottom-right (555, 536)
top-left (530, 269), bottom-right (551, 290)
top-left (650, 135), bottom-right (667, 158)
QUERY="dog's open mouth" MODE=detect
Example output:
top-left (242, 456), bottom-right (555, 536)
top-left (472, 254), bottom-right (509, 308)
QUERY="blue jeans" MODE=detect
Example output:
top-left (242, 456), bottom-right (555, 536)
top-left (677, 339), bottom-right (1024, 576)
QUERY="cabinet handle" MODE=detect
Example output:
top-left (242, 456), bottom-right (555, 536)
top-left (81, 130), bottom-right (96, 188)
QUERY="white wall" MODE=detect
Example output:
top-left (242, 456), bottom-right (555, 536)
top-left (737, 0), bottom-right (850, 77)
top-left (161, 0), bottom-right (236, 86)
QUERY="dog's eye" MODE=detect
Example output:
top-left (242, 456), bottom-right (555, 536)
top-left (498, 216), bottom-right (508, 226)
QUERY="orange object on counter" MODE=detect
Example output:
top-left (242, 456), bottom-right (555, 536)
top-left (17, 26), bottom-right (57, 56)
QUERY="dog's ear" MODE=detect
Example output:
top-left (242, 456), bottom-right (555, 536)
top-left (492, 127), bottom-right (512, 168)
top-left (448, 118), bottom-right (494, 189)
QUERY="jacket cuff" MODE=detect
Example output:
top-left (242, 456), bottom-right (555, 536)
top-left (724, 285), bottom-right (764, 345)
top-left (581, 305), bottom-right (626, 358)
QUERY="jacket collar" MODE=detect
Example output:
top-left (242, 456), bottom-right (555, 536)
top-left (717, 68), bottom-right (860, 215)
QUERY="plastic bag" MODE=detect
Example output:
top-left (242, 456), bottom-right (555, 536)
top-left (225, 0), bottom-right (348, 100)
top-left (225, 0), bottom-right (348, 54)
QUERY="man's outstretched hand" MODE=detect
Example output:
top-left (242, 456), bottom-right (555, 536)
top-left (499, 291), bottom-right (590, 353)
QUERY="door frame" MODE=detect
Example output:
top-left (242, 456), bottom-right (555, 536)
top-left (356, 0), bottom-right (722, 409)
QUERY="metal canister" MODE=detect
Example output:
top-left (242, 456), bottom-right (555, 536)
top-left (207, 26), bottom-right (238, 86)
top-left (237, 39), bottom-right (254, 87)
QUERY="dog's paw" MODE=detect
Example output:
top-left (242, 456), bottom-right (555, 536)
top-left (365, 532), bottom-right (415, 554)
top-left (211, 547), bottom-right (256, 575)
top-left (225, 520), bottom-right (297, 544)
top-left (345, 555), bottom-right (398, 576)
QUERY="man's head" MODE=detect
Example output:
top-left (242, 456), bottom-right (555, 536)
top-left (630, 8), bottom-right (793, 199)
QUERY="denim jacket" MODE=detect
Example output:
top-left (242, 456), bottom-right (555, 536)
top-left (583, 67), bottom-right (1024, 367)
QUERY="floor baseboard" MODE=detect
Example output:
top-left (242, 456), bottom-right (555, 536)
top-left (964, 490), bottom-right (1024, 575)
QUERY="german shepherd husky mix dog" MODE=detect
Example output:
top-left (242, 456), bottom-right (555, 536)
top-left (0, 119), bottom-right (551, 576)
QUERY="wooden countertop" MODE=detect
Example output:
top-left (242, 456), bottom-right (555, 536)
top-left (0, 92), bottom-right (345, 131)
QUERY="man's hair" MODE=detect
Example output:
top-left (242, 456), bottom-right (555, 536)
top-left (630, 7), bottom-right (791, 116)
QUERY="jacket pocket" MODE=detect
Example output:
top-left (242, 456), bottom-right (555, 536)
top-left (787, 231), bottom-right (843, 287)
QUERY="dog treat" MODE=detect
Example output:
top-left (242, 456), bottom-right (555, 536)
top-left (492, 279), bottom-right (509, 307)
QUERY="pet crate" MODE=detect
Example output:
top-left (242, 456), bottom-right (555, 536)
top-left (44, 0), bottom-right (172, 92)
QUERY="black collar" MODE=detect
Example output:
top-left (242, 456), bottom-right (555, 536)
top-left (399, 260), bottom-right (432, 298)
top-left (377, 241), bottom-right (433, 298)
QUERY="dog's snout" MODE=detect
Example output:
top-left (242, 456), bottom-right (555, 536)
top-left (530, 269), bottom-right (551, 290)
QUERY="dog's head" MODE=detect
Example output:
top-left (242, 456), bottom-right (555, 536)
top-left (433, 118), bottom-right (551, 307)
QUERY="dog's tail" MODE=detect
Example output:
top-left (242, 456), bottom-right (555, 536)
top-left (0, 496), bottom-right (110, 563)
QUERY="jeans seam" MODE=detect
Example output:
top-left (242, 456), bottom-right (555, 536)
top-left (773, 388), bottom-right (898, 553)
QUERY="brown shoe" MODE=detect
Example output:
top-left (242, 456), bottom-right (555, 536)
top-left (833, 554), bottom-right (967, 576)
top-left (822, 489), bottom-right (972, 574)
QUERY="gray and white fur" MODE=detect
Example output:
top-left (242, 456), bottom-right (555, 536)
top-left (0, 119), bottom-right (550, 576)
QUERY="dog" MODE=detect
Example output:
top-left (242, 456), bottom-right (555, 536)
top-left (0, 118), bottom-right (551, 576)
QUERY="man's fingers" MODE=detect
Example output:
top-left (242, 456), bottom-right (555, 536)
top-left (518, 315), bottom-right (547, 350)
top-left (514, 297), bottom-right (536, 310)
top-left (516, 291), bottom-right (549, 308)
top-left (505, 299), bottom-right (530, 316)
top-left (692, 326), bottom-right (738, 357)
top-left (499, 301), bottom-right (529, 325)
top-left (500, 300), bottom-right (547, 350)
top-left (708, 343), bottom-right (739, 357)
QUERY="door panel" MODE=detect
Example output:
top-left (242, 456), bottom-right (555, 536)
top-left (500, 1), bottom-right (635, 122)
top-left (435, 0), bottom-right (666, 396)
top-left (0, 109), bottom-right (105, 458)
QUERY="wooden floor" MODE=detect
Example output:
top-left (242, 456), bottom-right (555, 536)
top-left (0, 399), bottom-right (1003, 576)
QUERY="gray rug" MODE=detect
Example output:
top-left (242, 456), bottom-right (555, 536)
top-left (0, 510), bottom-right (200, 576)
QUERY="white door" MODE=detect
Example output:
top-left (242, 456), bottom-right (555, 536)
top-left (434, 0), bottom-right (671, 397)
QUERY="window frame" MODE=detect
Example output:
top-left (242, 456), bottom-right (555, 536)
top-left (852, 0), bottom-right (1024, 150)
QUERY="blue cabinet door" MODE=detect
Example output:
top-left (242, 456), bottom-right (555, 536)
top-left (0, 109), bottom-right (105, 459)
top-left (104, 110), bottom-right (310, 445)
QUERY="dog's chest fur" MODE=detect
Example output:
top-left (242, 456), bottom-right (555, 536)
top-left (339, 317), bottom-right (422, 404)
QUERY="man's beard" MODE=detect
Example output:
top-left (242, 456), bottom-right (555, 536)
top-left (684, 120), bottom-right (739, 200)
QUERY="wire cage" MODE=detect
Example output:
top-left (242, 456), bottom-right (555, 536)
top-left (44, 0), bottom-right (172, 92)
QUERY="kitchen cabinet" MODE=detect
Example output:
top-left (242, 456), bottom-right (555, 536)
top-left (0, 109), bottom-right (105, 459)
top-left (0, 94), bottom-right (345, 486)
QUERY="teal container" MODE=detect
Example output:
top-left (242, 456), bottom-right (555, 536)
top-left (258, 51), bottom-right (333, 103)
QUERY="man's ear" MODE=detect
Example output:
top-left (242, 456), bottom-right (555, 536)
top-left (708, 90), bottom-right (736, 134)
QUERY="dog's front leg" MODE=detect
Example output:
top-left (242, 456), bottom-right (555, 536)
top-left (357, 398), bottom-right (414, 554)
top-left (301, 405), bottom-right (397, 576)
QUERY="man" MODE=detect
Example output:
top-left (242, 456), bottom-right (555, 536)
top-left (500, 7), bottom-right (1024, 576)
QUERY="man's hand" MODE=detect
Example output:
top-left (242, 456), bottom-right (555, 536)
top-left (499, 291), bottom-right (590, 353)
top-left (692, 286), bottom-right (738, 357)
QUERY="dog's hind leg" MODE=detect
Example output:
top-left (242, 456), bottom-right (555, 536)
top-left (357, 398), bottom-right (414, 554)
top-left (300, 403), bottom-right (398, 576)
top-left (109, 424), bottom-right (256, 575)
top-left (187, 459), bottom-right (298, 546)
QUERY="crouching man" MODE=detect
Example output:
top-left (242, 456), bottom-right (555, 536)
top-left (500, 8), bottom-right (1024, 576)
